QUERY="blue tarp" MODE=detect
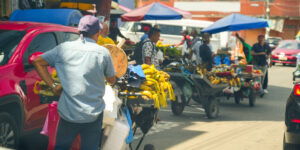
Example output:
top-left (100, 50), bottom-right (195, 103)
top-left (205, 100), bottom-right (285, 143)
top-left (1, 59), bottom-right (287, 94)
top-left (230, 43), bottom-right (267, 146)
top-left (201, 13), bottom-right (269, 34)
top-left (127, 65), bottom-right (146, 88)
top-left (10, 9), bottom-right (82, 26)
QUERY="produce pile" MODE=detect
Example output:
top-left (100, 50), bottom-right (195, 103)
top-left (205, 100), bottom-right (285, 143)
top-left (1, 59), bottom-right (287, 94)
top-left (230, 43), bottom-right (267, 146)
top-left (156, 41), bottom-right (181, 57)
top-left (33, 70), bottom-right (59, 96)
top-left (34, 65), bottom-right (176, 109)
top-left (120, 64), bottom-right (176, 109)
top-left (197, 65), bottom-right (241, 87)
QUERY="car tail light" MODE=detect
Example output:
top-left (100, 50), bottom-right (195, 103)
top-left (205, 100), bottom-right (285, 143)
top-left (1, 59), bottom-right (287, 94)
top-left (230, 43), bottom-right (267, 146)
top-left (292, 119), bottom-right (300, 124)
top-left (294, 84), bottom-right (300, 96)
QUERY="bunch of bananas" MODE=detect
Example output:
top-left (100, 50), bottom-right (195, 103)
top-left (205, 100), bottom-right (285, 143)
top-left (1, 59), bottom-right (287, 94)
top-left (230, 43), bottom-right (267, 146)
top-left (139, 64), bottom-right (176, 109)
top-left (33, 70), bottom-right (60, 96)
top-left (229, 78), bottom-right (241, 87)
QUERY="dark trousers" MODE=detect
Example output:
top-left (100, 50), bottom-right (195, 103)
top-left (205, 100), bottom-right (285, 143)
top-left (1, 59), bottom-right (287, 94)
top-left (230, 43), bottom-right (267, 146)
top-left (55, 113), bottom-right (103, 150)
top-left (255, 65), bottom-right (268, 90)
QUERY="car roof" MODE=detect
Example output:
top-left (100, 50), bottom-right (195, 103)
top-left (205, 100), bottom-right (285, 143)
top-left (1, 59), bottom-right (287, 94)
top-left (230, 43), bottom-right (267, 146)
top-left (0, 21), bottom-right (77, 31)
top-left (280, 40), bottom-right (300, 43)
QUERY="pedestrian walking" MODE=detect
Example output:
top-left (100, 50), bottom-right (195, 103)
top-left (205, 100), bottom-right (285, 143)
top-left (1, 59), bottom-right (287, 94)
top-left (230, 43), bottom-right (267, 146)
top-left (200, 33), bottom-right (214, 71)
top-left (33, 15), bottom-right (116, 150)
top-left (251, 34), bottom-right (271, 95)
top-left (108, 19), bottom-right (128, 43)
top-left (175, 30), bottom-right (192, 57)
top-left (190, 30), bottom-right (202, 64)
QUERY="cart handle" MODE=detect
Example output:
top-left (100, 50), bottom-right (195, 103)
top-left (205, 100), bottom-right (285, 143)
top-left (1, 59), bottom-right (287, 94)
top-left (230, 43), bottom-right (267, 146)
top-left (119, 92), bottom-right (142, 96)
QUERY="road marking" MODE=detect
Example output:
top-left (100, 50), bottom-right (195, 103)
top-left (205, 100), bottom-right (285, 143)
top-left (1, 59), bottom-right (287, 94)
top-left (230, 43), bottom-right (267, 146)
top-left (159, 108), bottom-right (205, 114)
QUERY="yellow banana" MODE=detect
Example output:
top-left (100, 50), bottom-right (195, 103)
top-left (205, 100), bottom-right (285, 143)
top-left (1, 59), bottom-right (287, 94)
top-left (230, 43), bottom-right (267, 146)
top-left (141, 64), bottom-right (150, 70)
top-left (153, 74), bottom-right (160, 80)
top-left (152, 94), bottom-right (160, 109)
top-left (237, 78), bottom-right (241, 87)
top-left (143, 69), bottom-right (155, 75)
top-left (232, 79), bottom-right (237, 87)
top-left (141, 91), bottom-right (153, 99)
top-left (163, 83), bottom-right (169, 91)
top-left (211, 79), bottom-right (220, 85)
top-left (51, 70), bottom-right (57, 78)
top-left (167, 82), bottom-right (176, 101)
top-left (38, 90), bottom-right (55, 96)
top-left (146, 75), bottom-right (152, 79)
top-left (33, 81), bottom-right (40, 94)
top-left (140, 84), bottom-right (153, 91)
top-left (128, 96), bottom-right (138, 99)
top-left (143, 81), bottom-right (155, 86)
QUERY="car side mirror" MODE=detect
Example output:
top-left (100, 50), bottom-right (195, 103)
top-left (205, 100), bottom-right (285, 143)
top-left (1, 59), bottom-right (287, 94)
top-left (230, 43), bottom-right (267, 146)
top-left (28, 52), bottom-right (44, 64)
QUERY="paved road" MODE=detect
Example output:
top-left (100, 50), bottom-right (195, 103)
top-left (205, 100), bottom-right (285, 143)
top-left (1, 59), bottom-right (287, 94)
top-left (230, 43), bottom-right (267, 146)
top-left (131, 65), bottom-right (294, 150)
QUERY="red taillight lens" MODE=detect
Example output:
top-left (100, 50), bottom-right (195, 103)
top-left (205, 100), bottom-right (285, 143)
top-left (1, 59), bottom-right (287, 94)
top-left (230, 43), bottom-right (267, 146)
top-left (292, 119), bottom-right (300, 124)
top-left (294, 84), bottom-right (300, 96)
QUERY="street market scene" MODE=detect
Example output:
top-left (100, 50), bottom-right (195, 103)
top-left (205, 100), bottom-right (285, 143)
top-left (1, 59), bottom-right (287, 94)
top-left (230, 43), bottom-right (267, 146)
top-left (0, 0), bottom-right (300, 150)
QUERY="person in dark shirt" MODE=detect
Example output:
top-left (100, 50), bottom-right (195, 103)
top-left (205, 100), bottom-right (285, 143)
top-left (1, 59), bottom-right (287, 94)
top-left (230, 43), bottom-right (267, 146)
top-left (252, 34), bottom-right (271, 94)
top-left (108, 19), bottom-right (127, 42)
top-left (200, 33), bottom-right (213, 71)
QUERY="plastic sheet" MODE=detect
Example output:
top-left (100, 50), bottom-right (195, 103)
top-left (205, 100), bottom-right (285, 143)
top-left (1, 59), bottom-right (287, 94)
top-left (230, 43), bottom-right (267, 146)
top-left (41, 102), bottom-right (81, 150)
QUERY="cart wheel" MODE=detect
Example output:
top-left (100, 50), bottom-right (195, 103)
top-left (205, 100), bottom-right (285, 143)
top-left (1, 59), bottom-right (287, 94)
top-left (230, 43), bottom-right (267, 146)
top-left (205, 97), bottom-right (219, 119)
top-left (171, 95), bottom-right (185, 116)
top-left (234, 91), bottom-right (242, 104)
top-left (249, 89), bottom-right (256, 107)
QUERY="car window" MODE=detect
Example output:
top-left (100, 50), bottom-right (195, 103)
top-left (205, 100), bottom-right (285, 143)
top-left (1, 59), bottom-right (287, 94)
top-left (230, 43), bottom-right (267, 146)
top-left (120, 22), bottom-right (131, 31)
top-left (63, 32), bottom-right (79, 42)
top-left (131, 22), bottom-right (142, 32)
top-left (23, 32), bottom-right (57, 67)
top-left (186, 26), bottom-right (203, 36)
top-left (278, 41), bottom-right (300, 50)
top-left (0, 30), bottom-right (25, 66)
top-left (157, 24), bottom-right (182, 36)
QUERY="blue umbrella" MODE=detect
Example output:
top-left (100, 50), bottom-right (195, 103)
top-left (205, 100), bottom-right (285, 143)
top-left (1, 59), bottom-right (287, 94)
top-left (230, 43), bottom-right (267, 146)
top-left (201, 13), bottom-right (269, 34)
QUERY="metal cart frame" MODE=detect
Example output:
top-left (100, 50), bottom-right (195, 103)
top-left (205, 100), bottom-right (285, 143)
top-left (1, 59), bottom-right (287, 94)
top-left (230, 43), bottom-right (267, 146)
top-left (167, 72), bottom-right (227, 119)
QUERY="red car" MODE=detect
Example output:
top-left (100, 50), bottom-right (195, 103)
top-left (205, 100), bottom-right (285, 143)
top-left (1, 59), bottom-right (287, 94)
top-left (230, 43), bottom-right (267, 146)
top-left (272, 40), bottom-right (300, 66)
top-left (0, 21), bottom-right (79, 149)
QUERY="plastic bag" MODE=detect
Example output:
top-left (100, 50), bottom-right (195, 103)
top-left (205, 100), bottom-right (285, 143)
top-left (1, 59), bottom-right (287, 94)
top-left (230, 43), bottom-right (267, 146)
top-left (41, 102), bottom-right (81, 150)
top-left (102, 111), bottom-right (130, 150)
top-left (123, 107), bottom-right (134, 144)
top-left (214, 55), bottom-right (221, 66)
top-left (103, 85), bottom-right (122, 119)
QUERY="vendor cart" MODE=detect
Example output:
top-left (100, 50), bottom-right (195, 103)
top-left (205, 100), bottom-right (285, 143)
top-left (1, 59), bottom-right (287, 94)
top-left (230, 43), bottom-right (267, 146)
top-left (229, 72), bottom-right (263, 107)
top-left (166, 71), bottom-right (227, 119)
top-left (116, 77), bottom-right (158, 150)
